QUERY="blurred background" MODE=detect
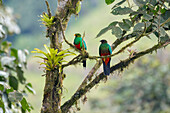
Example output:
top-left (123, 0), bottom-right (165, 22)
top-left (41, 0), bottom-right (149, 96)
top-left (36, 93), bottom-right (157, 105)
top-left (3, 0), bottom-right (170, 113)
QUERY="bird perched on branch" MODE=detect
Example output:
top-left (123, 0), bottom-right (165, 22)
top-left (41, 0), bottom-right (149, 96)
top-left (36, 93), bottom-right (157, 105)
top-left (74, 33), bottom-right (87, 68)
top-left (99, 40), bottom-right (112, 75)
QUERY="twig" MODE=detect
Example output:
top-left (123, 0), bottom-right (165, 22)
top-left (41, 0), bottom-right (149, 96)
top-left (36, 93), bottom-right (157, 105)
top-left (58, 17), bottom-right (82, 52)
top-left (82, 31), bottom-right (86, 52)
top-left (45, 0), bottom-right (52, 18)
top-left (74, 32), bottom-right (140, 93)
top-left (126, 0), bottom-right (130, 8)
top-left (62, 54), bottom-right (82, 68)
top-left (88, 22), bottom-right (147, 60)
top-left (74, 22), bottom-right (147, 93)
top-left (88, 36), bottom-right (142, 59)
top-left (145, 17), bottom-right (170, 36)
top-left (61, 39), bottom-right (170, 112)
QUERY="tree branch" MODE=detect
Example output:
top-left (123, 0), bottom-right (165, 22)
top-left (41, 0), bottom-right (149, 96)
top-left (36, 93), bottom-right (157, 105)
top-left (62, 54), bottom-right (82, 68)
top-left (41, 0), bottom-right (83, 112)
top-left (61, 39), bottom-right (170, 112)
top-left (73, 32), bottom-right (139, 94)
top-left (45, 0), bottom-right (52, 18)
top-left (58, 18), bottom-right (80, 51)
top-left (88, 33), bottom-right (143, 59)
top-left (72, 23), bottom-right (148, 92)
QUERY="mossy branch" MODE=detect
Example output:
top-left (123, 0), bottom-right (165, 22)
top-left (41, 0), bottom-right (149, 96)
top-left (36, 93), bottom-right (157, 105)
top-left (61, 39), bottom-right (170, 112)
top-left (88, 22), bottom-right (147, 59)
top-left (45, 0), bottom-right (52, 18)
top-left (88, 33), bottom-right (143, 59)
top-left (73, 32), bottom-right (141, 92)
top-left (58, 17), bottom-right (84, 53)
top-left (62, 54), bottom-right (82, 68)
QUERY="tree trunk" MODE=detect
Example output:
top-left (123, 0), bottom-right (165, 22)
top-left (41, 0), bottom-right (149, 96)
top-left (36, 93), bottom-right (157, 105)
top-left (41, 0), bottom-right (79, 112)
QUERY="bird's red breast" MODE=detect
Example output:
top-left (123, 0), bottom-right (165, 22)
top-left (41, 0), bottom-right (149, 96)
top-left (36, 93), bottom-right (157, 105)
top-left (101, 53), bottom-right (110, 65)
top-left (74, 43), bottom-right (81, 50)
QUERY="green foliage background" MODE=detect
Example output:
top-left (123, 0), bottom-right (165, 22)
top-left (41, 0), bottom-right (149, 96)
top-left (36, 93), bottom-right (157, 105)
top-left (2, 0), bottom-right (170, 113)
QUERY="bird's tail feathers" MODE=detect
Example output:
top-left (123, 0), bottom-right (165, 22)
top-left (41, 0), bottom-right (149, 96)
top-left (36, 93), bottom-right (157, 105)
top-left (102, 60), bottom-right (110, 75)
top-left (83, 59), bottom-right (86, 68)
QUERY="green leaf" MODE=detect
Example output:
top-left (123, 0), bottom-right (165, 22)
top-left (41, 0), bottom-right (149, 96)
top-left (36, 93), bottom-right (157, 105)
top-left (40, 13), bottom-right (54, 27)
top-left (143, 13), bottom-right (153, 21)
top-left (111, 7), bottom-right (133, 15)
top-left (123, 19), bottom-right (133, 27)
top-left (21, 97), bottom-right (31, 112)
top-left (118, 22), bottom-right (131, 31)
top-left (0, 84), bottom-right (4, 91)
top-left (96, 27), bottom-right (110, 38)
top-left (76, 1), bottom-right (81, 14)
top-left (112, 26), bottom-right (123, 38)
top-left (21, 108), bottom-right (26, 113)
top-left (105, 0), bottom-right (115, 5)
top-left (160, 34), bottom-right (170, 42)
top-left (39, 62), bottom-right (51, 69)
top-left (154, 30), bottom-right (170, 42)
top-left (1, 41), bottom-right (12, 53)
top-left (33, 56), bottom-right (45, 60)
top-left (9, 75), bottom-right (18, 90)
top-left (108, 21), bottom-right (118, 28)
top-left (32, 48), bottom-right (51, 61)
top-left (25, 83), bottom-right (36, 94)
top-left (161, 8), bottom-right (166, 14)
top-left (133, 0), bottom-right (146, 7)
top-left (11, 48), bottom-right (18, 60)
top-left (58, 49), bottom-right (70, 56)
top-left (159, 27), bottom-right (166, 37)
top-left (6, 87), bottom-right (14, 94)
top-left (0, 97), bottom-right (5, 113)
top-left (16, 66), bottom-right (26, 84)
top-left (162, 10), bottom-right (170, 23)
top-left (153, 31), bottom-right (159, 38)
top-left (44, 44), bottom-right (50, 54)
top-left (96, 21), bottom-right (118, 38)
top-left (0, 76), bottom-right (5, 82)
top-left (8, 91), bottom-right (23, 102)
top-left (133, 22), bottom-right (145, 32)
top-left (112, 0), bottom-right (126, 9)
top-left (149, 0), bottom-right (157, 6)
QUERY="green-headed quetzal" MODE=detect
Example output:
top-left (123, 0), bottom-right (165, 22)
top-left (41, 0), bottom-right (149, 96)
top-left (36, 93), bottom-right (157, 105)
top-left (74, 33), bottom-right (87, 67)
top-left (99, 40), bottom-right (112, 75)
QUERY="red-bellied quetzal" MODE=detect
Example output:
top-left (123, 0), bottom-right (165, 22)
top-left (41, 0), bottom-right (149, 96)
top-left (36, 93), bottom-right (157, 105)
top-left (74, 33), bottom-right (87, 68)
top-left (99, 40), bottom-right (112, 75)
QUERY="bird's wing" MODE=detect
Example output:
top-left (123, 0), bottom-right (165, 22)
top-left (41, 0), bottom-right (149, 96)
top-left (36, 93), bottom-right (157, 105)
top-left (83, 40), bottom-right (87, 50)
top-left (108, 44), bottom-right (112, 54)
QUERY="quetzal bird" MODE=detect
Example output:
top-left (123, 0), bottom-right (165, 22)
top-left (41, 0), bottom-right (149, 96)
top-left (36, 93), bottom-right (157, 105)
top-left (74, 33), bottom-right (87, 67)
top-left (99, 40), bottom-right (112, 75)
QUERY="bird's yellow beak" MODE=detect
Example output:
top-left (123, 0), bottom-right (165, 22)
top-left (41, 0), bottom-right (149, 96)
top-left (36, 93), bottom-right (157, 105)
top-left (74, 34), bottom-right (76, 36)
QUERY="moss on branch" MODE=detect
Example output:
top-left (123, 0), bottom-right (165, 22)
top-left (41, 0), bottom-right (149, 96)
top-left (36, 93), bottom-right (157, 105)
top-left (61, 39), bottom-right (170, 112)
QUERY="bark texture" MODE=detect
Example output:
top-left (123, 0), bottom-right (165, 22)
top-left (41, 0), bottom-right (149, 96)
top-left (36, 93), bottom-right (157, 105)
top-left (40, 0), bottom-right (170, 112)
top-left (41, 0), bottom-right (80, 112)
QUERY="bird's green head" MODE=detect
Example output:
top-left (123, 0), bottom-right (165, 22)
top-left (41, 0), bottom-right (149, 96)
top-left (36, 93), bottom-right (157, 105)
top-left (74, 33), bottom-right (81, 37)
top-left (100, 39), bottom-right (107, 44)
